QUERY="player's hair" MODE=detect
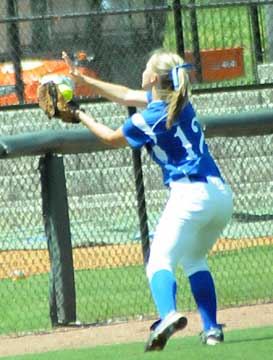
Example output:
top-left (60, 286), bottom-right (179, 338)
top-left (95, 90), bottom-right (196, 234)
top-left (148, 48), bottom-right (191, 129)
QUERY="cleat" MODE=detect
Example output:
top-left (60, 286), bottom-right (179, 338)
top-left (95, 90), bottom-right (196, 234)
top-left (200, 326), bottom-right (224, 345)
top-left (144, 311), bottom-right (187, 352)
top-left (149, 319), bottom-right (161, 331)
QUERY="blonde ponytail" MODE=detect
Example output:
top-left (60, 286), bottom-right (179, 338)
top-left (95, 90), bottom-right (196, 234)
top-left (166, 68), bottom-right (190, 129)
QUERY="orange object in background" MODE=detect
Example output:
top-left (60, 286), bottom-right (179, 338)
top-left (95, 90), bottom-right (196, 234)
top-left (0, 58), bottom-right (98, 106)
top-left (185, 47), bottom-right (245, 82)
top-left (0, 48), bottom-right (245, 106)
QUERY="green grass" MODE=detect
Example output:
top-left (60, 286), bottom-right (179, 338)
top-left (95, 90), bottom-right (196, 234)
top-left (163, 4), bottom-right (256, 87)
top-left (0, 275), bottom-right (51, 335)
top-left (0, 246), bottom-right (272, 335)
top-left (2, 326), bottom-right (273, 360)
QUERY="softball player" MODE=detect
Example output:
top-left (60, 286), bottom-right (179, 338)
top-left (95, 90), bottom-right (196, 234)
top-left (63, 49), bottom-right (233, 351)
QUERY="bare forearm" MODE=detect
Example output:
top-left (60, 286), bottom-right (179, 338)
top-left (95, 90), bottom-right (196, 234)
top-left (76, 110), bottom-right (115, 143)
top-left (80, 75), bottom-right (147, 107)
top-left (62, 51), bottom-right (147, 107)
top-left (75, 110), bottom-right (128, 148)
top-left (80, 74), bottom-right (132, 105)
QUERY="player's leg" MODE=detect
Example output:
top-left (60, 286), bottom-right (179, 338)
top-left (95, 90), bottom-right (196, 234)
top-left (144, 187), bottom-right (192, 351)
top-left (188, 270), bottom-right (222, 340)
top-left (144, 179), bottom-right (223, 350)
top-left (182, 229), bottom-right (226, 335)
top-left (149, 268), bottom-right (177, 320)
top-left (145, 180), bottom-right (224, 322)
top-left (144, 180), bottom-right (232, 350)
top-left (186, 264), bottom-right (224, 345)
top-left (181, 181), bottom-right (233, 344)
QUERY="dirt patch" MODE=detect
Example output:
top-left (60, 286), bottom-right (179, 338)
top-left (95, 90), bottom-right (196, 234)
top-left (0, 238), bottom-right (272, 357)
top-left (1, 237), bottom-right (272, 279)
top-left (0, 303), bottom-right (272, 357)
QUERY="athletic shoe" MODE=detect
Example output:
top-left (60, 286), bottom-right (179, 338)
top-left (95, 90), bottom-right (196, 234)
top-left (200, 326), bottom-right (224, 345)
top-left (149, 318), bottom-right (161, 331)
top-left (144, 311), bottom-right (187, 352)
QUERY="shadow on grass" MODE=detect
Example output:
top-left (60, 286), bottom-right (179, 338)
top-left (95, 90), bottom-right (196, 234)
top-left (226, 334), bottom-right (273, 345)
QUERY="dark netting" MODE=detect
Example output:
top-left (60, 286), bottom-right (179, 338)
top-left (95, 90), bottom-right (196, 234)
top-left (0, 0), bottom-right (273, 107)
top-left (0, 0), bottom-right (272, 335)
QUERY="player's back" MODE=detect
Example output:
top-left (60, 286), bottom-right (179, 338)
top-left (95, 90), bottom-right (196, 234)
top-left (142, 101), bottom-right (221, 185)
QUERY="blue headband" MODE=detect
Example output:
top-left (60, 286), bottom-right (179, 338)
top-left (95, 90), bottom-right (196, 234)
top-left (169, 63), bottom-right (193, 90)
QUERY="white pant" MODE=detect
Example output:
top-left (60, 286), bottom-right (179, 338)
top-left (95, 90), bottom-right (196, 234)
top-left (146, 176), bottom-right (233, 279)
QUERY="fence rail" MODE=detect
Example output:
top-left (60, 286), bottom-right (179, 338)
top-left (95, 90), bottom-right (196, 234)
top-left (1, 108), bottom-right (273, 159)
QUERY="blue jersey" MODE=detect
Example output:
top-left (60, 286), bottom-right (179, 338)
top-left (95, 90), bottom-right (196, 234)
top-left (122, 92), bottom-right (222, 185)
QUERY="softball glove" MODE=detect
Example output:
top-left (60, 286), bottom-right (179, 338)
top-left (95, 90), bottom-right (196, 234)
top-left (37, 81), bottom-right (80, 124)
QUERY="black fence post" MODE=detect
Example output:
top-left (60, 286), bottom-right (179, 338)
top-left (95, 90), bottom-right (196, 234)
top-left (39, 153), bottom-right (76, 326)
top-left (249, 5), bottom-right (263, 65)
top-left (189, 0), bottom-right (203, 82)
top-left (173, 0), bottom-right (185, 57)
top-left (127, 107), bottom-right (150, 264)
top-left (6, 0), bottom-right (24, 103)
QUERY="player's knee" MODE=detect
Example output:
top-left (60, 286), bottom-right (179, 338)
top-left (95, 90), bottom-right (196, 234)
top-left (146, 258), bottom-right (173, 281)
top-left (182, 258), bottom-right (209, 277)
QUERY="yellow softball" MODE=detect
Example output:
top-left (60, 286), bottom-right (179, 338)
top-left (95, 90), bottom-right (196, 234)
top-left (58, 83), bottom-right (73, 102)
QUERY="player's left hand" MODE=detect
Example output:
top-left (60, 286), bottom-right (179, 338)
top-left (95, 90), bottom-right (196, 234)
top-left (62, 51), bottom-right (85, 84)
top-left (37, 81), bottom-right (80, 123)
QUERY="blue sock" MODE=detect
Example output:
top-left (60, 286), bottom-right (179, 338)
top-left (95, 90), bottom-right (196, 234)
top-left (189, 271), bottom-right (217, 331)
top-left (150, 269), bottom-right (177, 320)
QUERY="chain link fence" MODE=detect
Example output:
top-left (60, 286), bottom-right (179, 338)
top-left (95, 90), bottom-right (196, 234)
top-left (1, 0), bottom-right (273, 104)
top-left (0, 0), bottom-right (272, 335)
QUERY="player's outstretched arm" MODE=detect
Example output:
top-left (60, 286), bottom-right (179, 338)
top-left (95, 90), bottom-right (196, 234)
top-left (62, 51), bottom-right (148, 108)
top-left (74, 109), bottom-right (128, 148)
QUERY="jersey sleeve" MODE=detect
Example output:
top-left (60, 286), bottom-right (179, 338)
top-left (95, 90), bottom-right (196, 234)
top-left (122, 113), bottom-right (150, 149)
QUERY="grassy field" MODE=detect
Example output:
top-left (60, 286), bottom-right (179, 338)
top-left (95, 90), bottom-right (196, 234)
top-left (0, 245), bottom-right (272, 335)
top-left (163, 4), bottom-right (256, 87)
top-left (1, 325), bottom-right (273, 360)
